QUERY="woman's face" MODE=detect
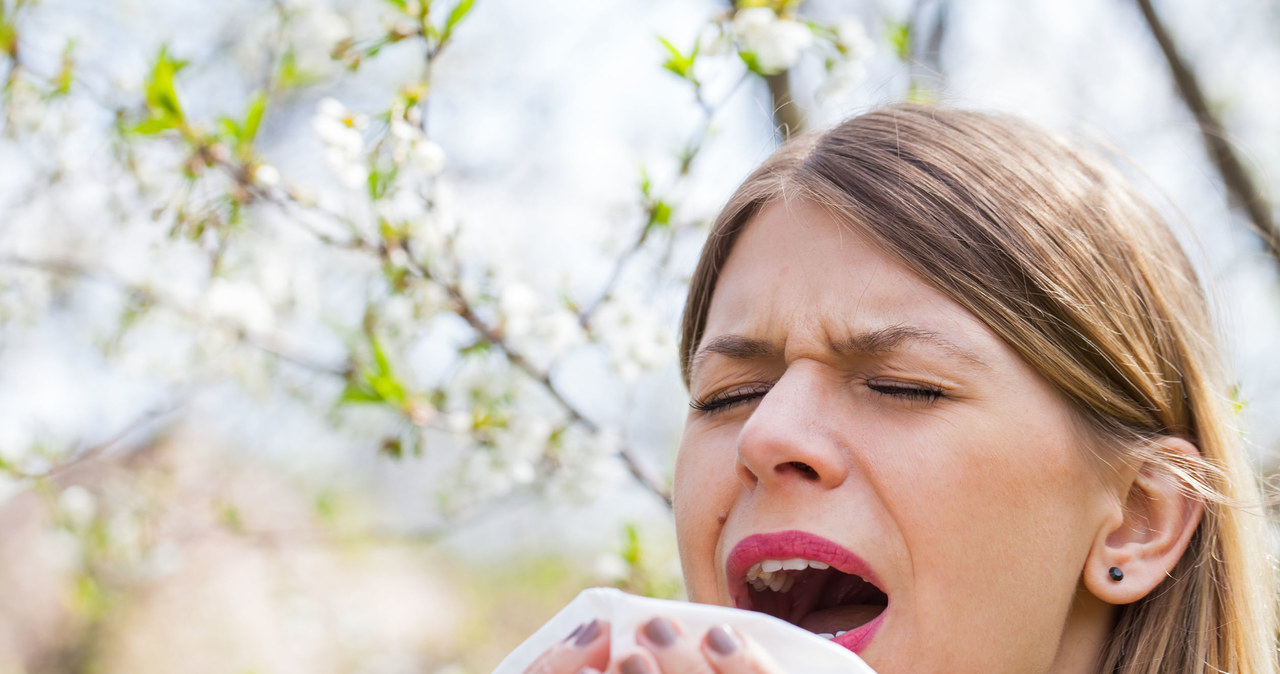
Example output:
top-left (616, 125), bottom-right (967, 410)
top-left (674, 200), bottom-right (1120, 673)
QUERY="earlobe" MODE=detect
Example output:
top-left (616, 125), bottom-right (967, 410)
top-left (1083, 436), bottom-right (1205, 605)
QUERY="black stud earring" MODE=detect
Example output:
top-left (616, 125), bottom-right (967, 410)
top-left (1108, 567), bottom-right (1124, 582)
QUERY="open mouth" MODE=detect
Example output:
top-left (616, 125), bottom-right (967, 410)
top-left (727, 531), bottom-right (888, 652)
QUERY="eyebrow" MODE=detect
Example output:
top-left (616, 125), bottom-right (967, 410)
top-left (689, 324), bottom-right (989, 380)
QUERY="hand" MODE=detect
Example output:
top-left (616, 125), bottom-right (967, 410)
top-left (522, 619), bottom-right (611, 674)
top-left (602, 617), bottom-right (786, 674)
top-left (520, 615), bottom-right (784, 674)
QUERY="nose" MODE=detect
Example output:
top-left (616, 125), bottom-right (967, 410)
top-left (736, 363), bottom-right (851, 491)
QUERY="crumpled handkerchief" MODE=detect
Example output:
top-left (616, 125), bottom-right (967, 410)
top-left (493, 587), bottom-right (877, 673)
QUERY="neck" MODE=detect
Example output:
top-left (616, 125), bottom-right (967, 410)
top-left (1050, 585), bottom-right (1115, 673)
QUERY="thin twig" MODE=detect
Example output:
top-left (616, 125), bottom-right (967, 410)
top-left (1134, 0), bottom-right (1280, 266)
top-left (3, 404), bottom-right (179, 481)
top-left (578, 73), bottom-right (749, 325)
top-left (0, 254), bottom-right (349, 377)
top-left (436, 275), bottom-right (673, 506)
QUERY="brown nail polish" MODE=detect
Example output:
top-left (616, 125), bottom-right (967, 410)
top-left (573, 619), bottom-right (601, 648)
top-left (642, 616), bottom-right (677, 647)
top-left (620, 654), bottom-right (651, 674)
top-left (707, 625), bottom-right (739, 655)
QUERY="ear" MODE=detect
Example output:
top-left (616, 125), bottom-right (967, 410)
top-left (1082, 436), bottom-right (1205, 605)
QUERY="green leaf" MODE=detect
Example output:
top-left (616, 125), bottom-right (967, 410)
top-left (445, 0), bottom-right (475, 37)
top-left (906, 82), bottom-right (936, 105)
top-left (131, 116), bottom-right (175, 136)
top-left (52, 39), bottom-right (75, 96)
top-left (339, 380), bottom-right (383, 404)
top-left (886, 21), bottom-right (911, 61)
top-left (367, 166), bottom-right (396, 200)
top-left (145, 46), bottom-right (187, 123)
top-left (0, 8), bottom-right (16, 58)
top-left (242, 91), bottom-right (267, 145)
top-left (276, 48), bottom-right (321, 89)
top-left (738, 50), bottom-right (765, 75)
top-left (622, 523), bottom-right (642, 567)
top-left (216, 116), bottom-right (241, 141)
top-left (460, 340), bottom-right (491, 356)
top-left (648, 199), bottom-right (672, 229)
top-left (658, 36), bottom-right (695, 80)
top-left (370, 333), bottom-right (393, 377)
top-left (382, 0), bottom-right (408, 7)
top-left (370, 373), bottom-right (407, 404)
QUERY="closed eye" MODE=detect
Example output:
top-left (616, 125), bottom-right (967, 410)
top-left (689, 383), bottom-right (772, 415)
top-left (867, 381), bottom-right (943, 404)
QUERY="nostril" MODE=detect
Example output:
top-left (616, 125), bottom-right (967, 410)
top-left (783, 461), bottom-right (819, 480)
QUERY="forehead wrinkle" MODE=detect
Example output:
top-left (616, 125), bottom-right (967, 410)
top-left (829, 323), bottom-right (991, 369)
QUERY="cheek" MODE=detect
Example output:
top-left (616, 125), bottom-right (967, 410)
top-left (672, 423), bottom-right (739, 603)
top-left (886, 410), bottom-right (1104, 644)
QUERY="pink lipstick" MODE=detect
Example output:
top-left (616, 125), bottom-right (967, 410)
top-left (726, 530), bottom-right (887, 654)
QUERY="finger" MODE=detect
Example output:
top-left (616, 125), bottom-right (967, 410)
top-left (701, 624), bottom-right (786, 674)
top-left (607, 651), bottom-right (661, 674)
top-left (634, 616), bottom-right (715, 674)
top-left (522, 619), bottom-right (611, 674)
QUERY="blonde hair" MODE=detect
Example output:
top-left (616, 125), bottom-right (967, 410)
top-left (680, 105), bottom-right (1276, 673)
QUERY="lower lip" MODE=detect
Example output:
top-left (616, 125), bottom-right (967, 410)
top-left (830, 609), bottom-right (885, 654)
top-left (725, 531), bottom-right (887, 655)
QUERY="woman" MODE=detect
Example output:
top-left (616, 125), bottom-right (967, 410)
top-left (526, 105), bottom-right (1277, 673)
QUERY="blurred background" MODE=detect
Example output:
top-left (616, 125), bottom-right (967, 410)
top-left (1, 0), bottom-right (1277, 672)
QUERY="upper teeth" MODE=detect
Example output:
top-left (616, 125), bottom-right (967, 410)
top-left (745, 558), bottom-right (831, 592)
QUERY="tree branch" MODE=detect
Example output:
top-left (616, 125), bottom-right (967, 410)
top-left (1134, 0), bottom-right (1280, 266)
top-left (765, 72), bottom-right (804, 141)
top-left (1, 404), bottom-right (179, 481)
top-left (0, 254), bottom-right (349, 377)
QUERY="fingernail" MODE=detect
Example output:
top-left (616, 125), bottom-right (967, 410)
top-left (575, 668), bottom-right (600, 674)
top-left (707, 625), bottom-right (739, 655)
top-left (620, 654), bottom-right (651, 674)
top-left (563, 621), bottom-right (586, 643)
top-left (642, 616), bottom-right (677, 647)
top-left (573, 619), bottom-right (601, 648)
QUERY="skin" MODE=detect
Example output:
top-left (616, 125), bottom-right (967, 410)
top-left (674, 199), bottom-right (1122, 673)
top-left (527, 198), bottom-right (1170, 673)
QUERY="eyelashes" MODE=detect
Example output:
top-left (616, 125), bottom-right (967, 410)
top-left (689, 383), bottom-right (772, 414)
top-left (866, 381), bottom-right (944, 403)
top-left (690, 380), bottom-right (944, 415)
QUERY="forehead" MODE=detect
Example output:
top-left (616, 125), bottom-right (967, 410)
top-left (701, 198), bottom-right (967, 340)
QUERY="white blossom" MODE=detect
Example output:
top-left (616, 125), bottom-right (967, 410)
top-left (283, 3), bottom-right (352, 75)
top-left (593, 295), bottom-right (674, 382)
top-left (593, 551), bottom-right (628, 581)
top-left (697, 28), bottom-right (732, 57)
top-left (499, 282), bottom-right (540, 342)
top-left (833, 17), bottom-right (875, 60)
top-left (204, 277), bottom-right (276, 335)
top-left (731, 7), bottom-right (814, 75)
top-left (57, 485), bottom-right (98, 529)
top-left (444, 410), bottom-right (473, 435)
top-left (389, 118), bottom-right (447, 178)
top-left (817, 58), bottom-right (869, 101)
top-left (546, 425), bottom-right (622, 501)
top-left (253, 163), bottom-right (281, 187)
top-left (313, 98), bottom-right (369, 189)
top-left (816, 17), bottom-right (875, 100)
top-left (409, 140), bottom-right (446, 177)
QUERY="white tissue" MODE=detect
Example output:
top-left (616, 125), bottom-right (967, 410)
top-left (493, 587), bottom-right (877, 673)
